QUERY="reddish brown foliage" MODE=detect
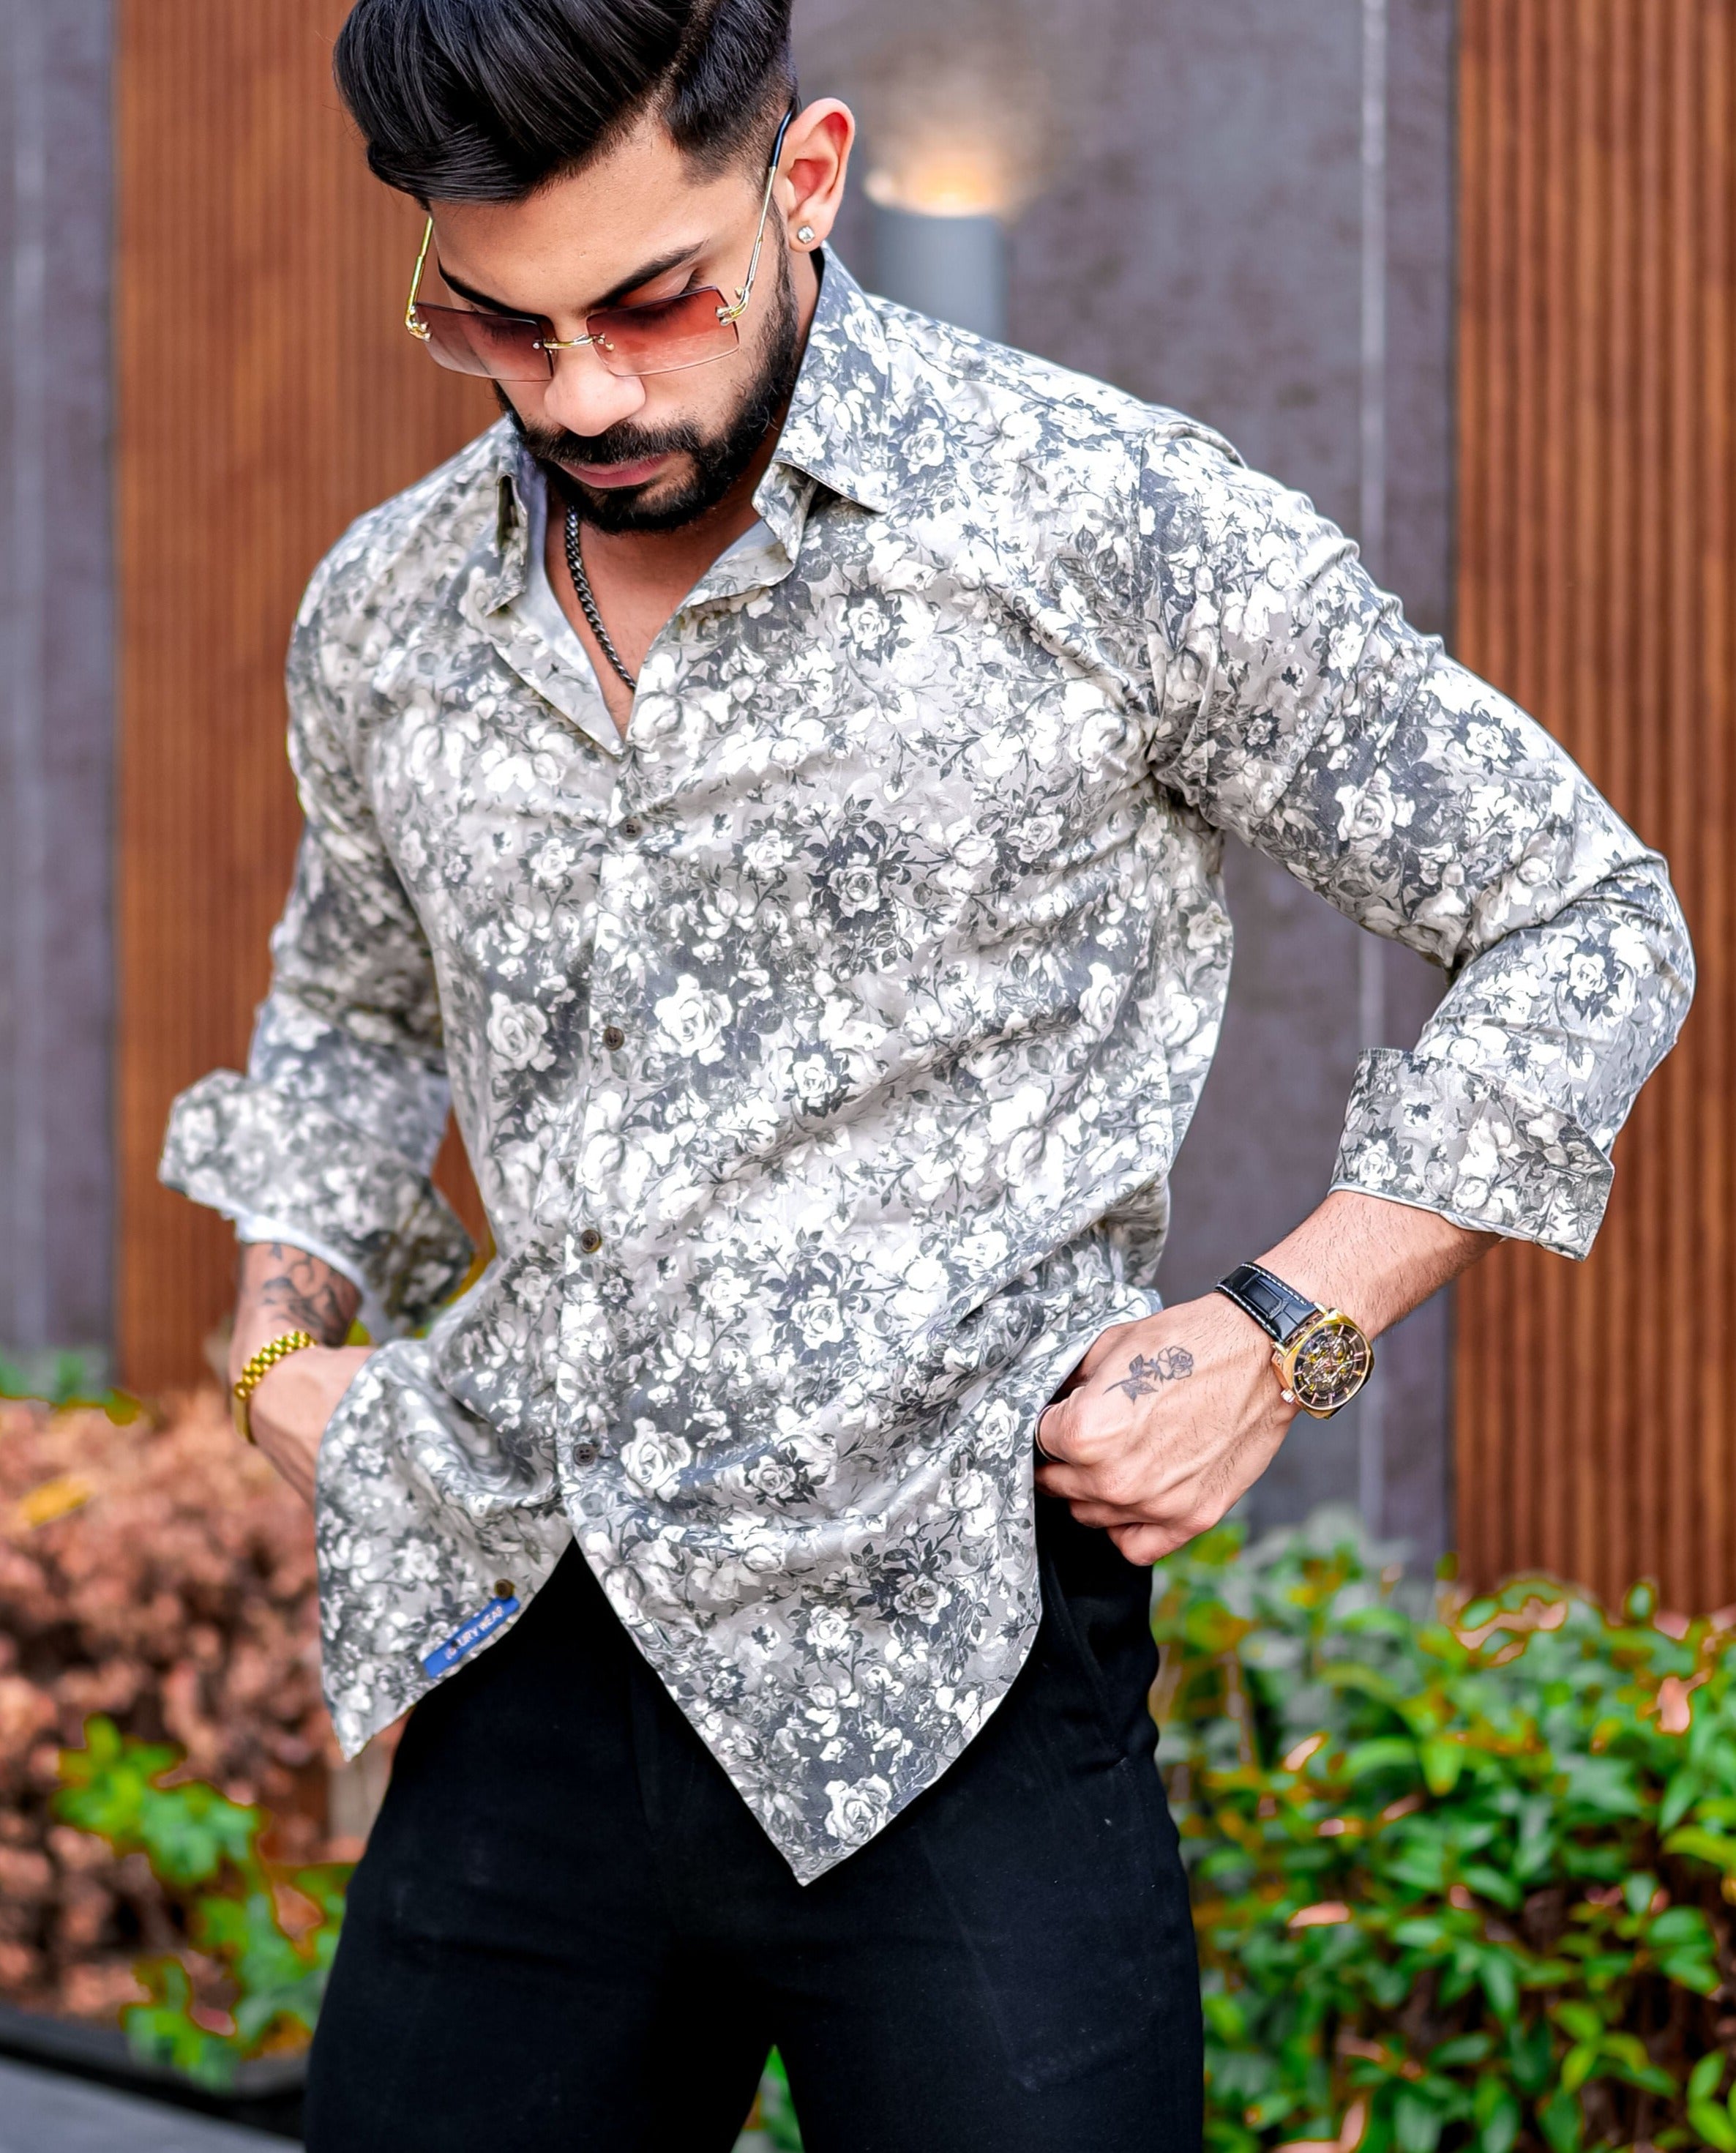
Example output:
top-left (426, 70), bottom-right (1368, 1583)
top-left (0, 1390), bottom-right (334, 2018)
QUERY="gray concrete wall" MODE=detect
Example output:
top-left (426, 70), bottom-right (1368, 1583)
top-left (0, 0), bottom-right (113, 1363)
top-left (796, 0), bottom-right (1459, 1559)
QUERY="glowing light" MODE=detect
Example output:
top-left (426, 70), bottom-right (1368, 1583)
top-left (804, 0), bottom-right (1079, 226)
top-left (864, 146), bottom-right (1018, 221)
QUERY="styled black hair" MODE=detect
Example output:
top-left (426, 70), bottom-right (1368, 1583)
top-left (333, 0), bottom-right (796, 202)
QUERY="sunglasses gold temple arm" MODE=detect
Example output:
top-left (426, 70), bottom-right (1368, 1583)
top-left (405, 215), bottom-right (434, 339)
top-left (717, 100), bottom-right (798, 326)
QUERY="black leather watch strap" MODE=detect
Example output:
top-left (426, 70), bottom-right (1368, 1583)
top-left (1216, 1261), bottom-right (1321, 1348)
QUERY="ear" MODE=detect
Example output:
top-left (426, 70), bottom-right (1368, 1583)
top-left (779, 100), bottom-right (854, 252)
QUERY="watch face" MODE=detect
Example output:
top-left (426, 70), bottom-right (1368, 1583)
top-left (1287, 1315), bottom-right (1374, 1416)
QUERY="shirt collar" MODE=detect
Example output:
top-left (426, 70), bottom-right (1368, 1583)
top-left (760, 248), bottom-right (893, 516)
top-left (460, 247), bottom-right (891, 620)
top-left (452, 444), bottom-right (534, 622)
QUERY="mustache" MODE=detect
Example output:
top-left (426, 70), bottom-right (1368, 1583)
top-left (510, 413), bottom-right (704, 473)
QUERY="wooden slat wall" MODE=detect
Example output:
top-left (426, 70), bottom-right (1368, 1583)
top-left (116, 3), bottom-right (493, 1391)
top-left (1456, 1), bottom-right (1734, 1608)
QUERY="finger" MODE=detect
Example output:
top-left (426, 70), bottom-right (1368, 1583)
top-left (1032, 1455), bottom-right (1124, 1504)
top-left (1033, 1398), bottom-right (1075, 1463)
top-left (1109, 1522), bottom-right (1173, 1564)
top-left (1060, 1496), bottom-right (1154, 1530)
top-left (1035, 1387), bottom-right (1127, 1465)
top-left (1034, 1438), bottom-right (1153, 1505)
top-left (1033, 1459), bottom-right (1153, 1524)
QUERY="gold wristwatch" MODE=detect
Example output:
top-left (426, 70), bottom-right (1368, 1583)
top-left (1215, 1262), bottom-right (1374, 1419)
top-left (231, 1331), bottom-right (319, 1444)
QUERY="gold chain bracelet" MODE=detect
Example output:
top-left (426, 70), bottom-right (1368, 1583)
top-left (231, 1331), bottom-right (319, 1444)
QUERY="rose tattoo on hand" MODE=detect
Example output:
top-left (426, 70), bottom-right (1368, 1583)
top-left (1109, 1346), bottom-right (1196, 1399)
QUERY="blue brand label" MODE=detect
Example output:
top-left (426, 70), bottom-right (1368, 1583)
top-left (421, 1593), bottom-right (520, 1679)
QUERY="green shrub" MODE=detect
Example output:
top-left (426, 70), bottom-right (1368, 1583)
top-left (55, 1716), bottom-right (348, 2089)
top-left (751, 2048), bottom-right (804, 2151)
top-left (61, 1512), bottom-right (1736, 2147)
top-left (1152, 1511), bottom-right (1736, 2153)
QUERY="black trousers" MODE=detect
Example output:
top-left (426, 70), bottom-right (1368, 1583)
top-left (304, 1499), bottom-right (1202, 2152)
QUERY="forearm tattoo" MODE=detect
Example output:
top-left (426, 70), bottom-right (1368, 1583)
top-left (247, 1242), bottom-right (360, 1348)
top-left (1109, 1346), bottom-right (1195, 1399)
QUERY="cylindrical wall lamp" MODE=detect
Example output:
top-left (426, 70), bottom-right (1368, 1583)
top-left (865, 157), bottom-right (1012, 343)
top-left (868, 201), bottom-right (1006, 341)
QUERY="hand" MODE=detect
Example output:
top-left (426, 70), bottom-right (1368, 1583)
top-left (1033, 1191), bottom-right (1498, 1563)
top-left (241, 1345), bottom-right (373, 1509)
top-left (1033, 1296), bottom-right (1297, 1564)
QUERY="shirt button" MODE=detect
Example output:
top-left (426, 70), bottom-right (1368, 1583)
top-left (577, 1226), bottom-right (603, 1255)
top-left (618, 816), bottom-right (643, 839)
top-left (601, 1023), bottom-right (626, 1051)
top-left (572, 1442), bottom-right (600, 1465)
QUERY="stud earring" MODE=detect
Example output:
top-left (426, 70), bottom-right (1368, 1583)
top-left (796, 223), bottom-right (816, 245)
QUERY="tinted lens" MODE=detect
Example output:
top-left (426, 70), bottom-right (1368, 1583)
top-left (412, 304), bottom-right (552, 382)
top-left (588, 287), bottom-right (741, 376)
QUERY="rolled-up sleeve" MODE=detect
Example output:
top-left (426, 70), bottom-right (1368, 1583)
top-left (159, 563), bottom-right (473, 1328)
top-left (1137, 430), bottom-right (1694, 1258)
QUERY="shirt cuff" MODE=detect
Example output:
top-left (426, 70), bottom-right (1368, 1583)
top-left (160, 1070), bottom-right (474, 1331)
top-left (1330, 1046), bottom-right (1615, 1261)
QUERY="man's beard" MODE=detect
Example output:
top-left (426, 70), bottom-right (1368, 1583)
top-left (500, 251), bottom-right (802, 536)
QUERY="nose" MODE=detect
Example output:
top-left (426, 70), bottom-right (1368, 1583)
top-left (537, 346), bottom-right (649, 439)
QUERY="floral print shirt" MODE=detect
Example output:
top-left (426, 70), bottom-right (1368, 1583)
top-left (160, 253), bottom-right (1691, 1881)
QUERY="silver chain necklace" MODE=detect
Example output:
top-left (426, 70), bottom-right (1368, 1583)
top-left (563, 504), bottom-right (637, 693)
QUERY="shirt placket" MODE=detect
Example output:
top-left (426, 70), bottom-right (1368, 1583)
top-left (545, 504), bottom-right (809, 1488)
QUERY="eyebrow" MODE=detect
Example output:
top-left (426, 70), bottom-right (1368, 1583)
top-left (436, 243), bottom-right (706, 318)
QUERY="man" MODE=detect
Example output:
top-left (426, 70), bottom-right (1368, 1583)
top-left (160, 0), bottom-right (1691, 2145)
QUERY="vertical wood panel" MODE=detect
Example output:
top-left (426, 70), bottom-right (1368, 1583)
top-left (116, 4), bottom-right (493, 1390)
top-left (1457, 0), bottom-right (1736, 1610)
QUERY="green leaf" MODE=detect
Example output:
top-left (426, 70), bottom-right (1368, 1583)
top-left (1506, 2017), bottom-right (1554, 2098)
top-left (1552, 2001), bottom-right (1601, 2045)
top-left (1688, 2053), bottom-right (1726, 2105)
top-left (1421, 1739), bottom-right (1465, 1796)
top-left (1429, 2034), bottom-right (1493, 2071)
top-left (1625, 2064), bottom-right (1679, 2099)
top-left (1473, 2086), bottom-right (1520, 2153)
top-left (1663, 1824), bottom-right (1736, 1874)
top-left (1538, 2087), bottom-right (1584, 2153)
top-left (1559, 2043), bottom-right (1596, 2095)
top-left (1345, 1738), bottom-right (1420, 1782)
top-left (1321, 1662), bottom-right (1406, 1706)
top-left (757, 2049), bottom-right (803, 2153)
top-left (1461, 1863), bottom-right (1522, 1911)
top-left (53, 1717), bottom-right (179, 1847)
top-left (137, 1781), bottom-right (257, 1889)
top-left (121, 1961), bottom-right (239, 2093)
top-left (1660, 1766), bottom-right (1703, 1831)
top-left (1622, 1869), bottom-right (1658, 1918)
top-left (1559, 1754), bottom-right (1642, 1817)
top-left (1202, 1993), bottom-right (1247, 2042)
top-left (1393, 2088), bottom-right (1447, 2153)
top-left (1655, 1951), bottom-right (1721, 1996)
top-left (1690, 2103), bottom-right (1736, 2153)
top-left (1475, 1949), bottom-right (1519, 2023)
top-left (1648, 1906), bottom-right (1713, 1947)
